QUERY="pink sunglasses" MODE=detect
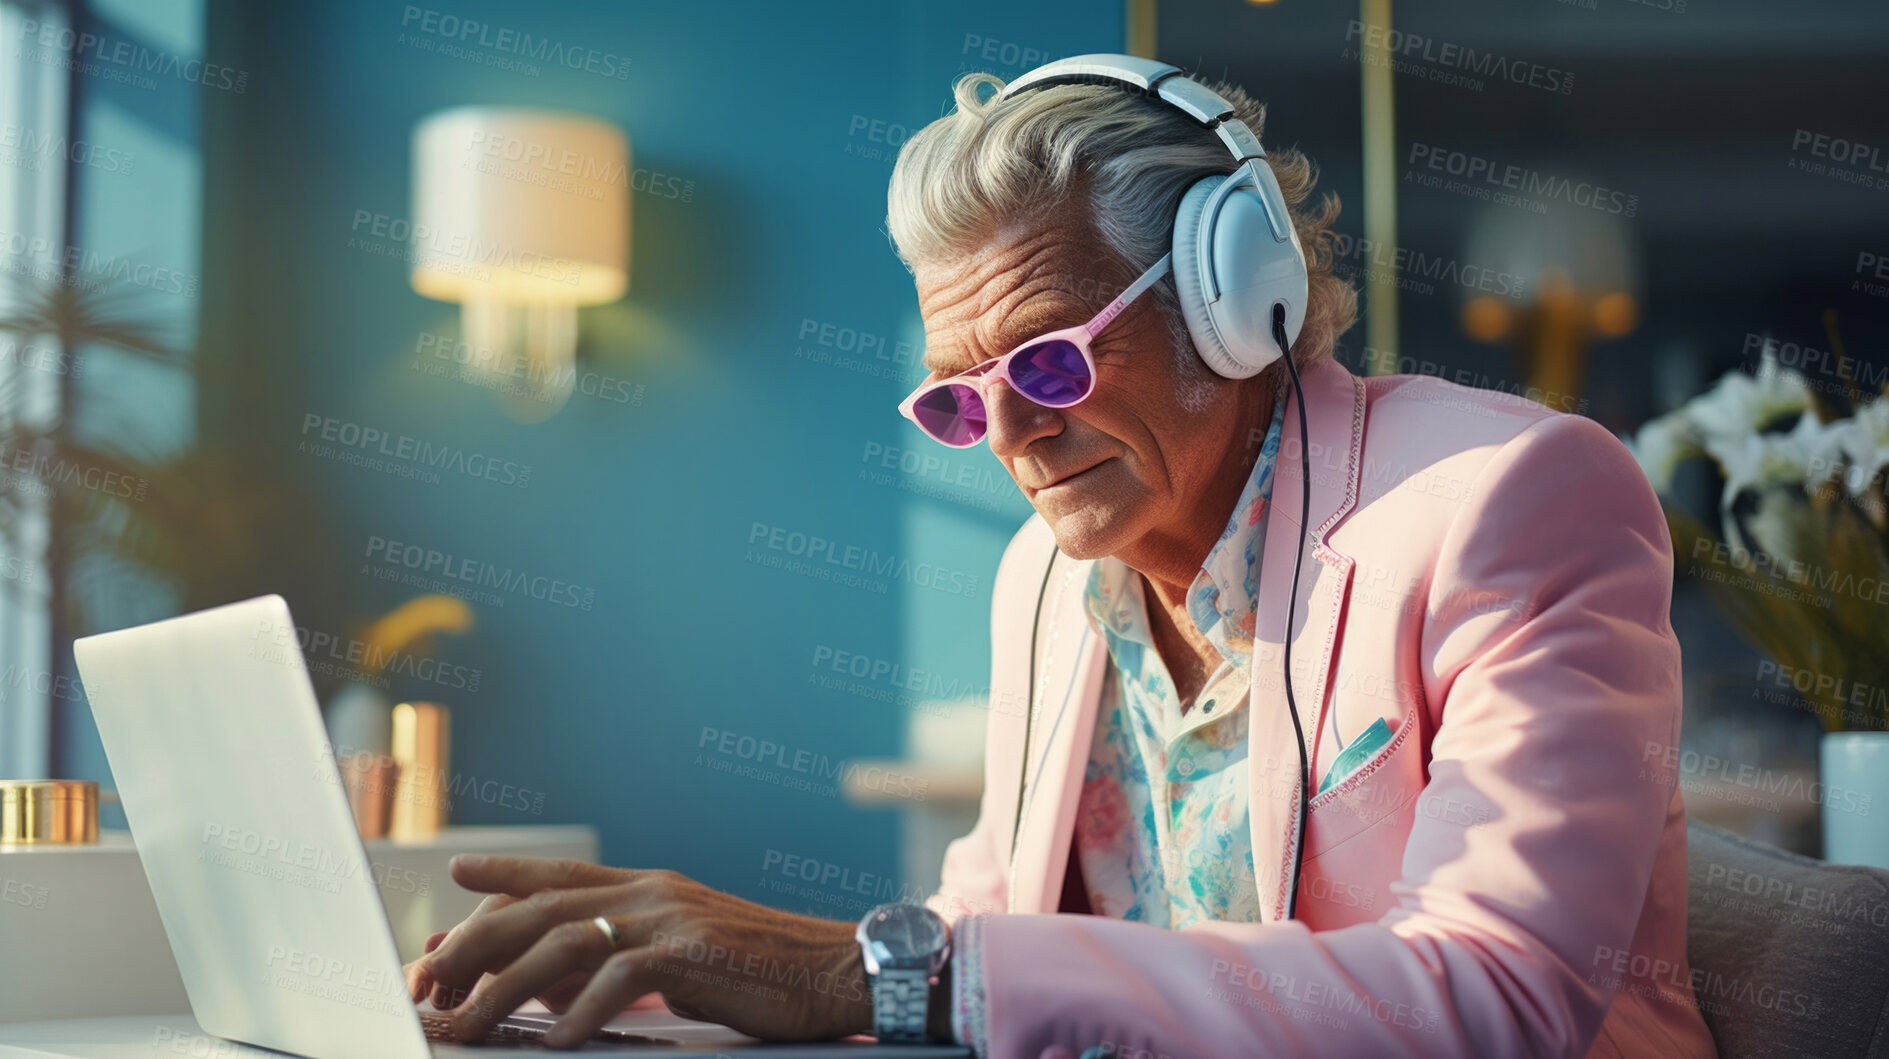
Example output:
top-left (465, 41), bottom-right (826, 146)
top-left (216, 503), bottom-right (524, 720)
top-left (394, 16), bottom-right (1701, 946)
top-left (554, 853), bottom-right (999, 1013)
top-left (897, 252), bottom-right (1174, 447)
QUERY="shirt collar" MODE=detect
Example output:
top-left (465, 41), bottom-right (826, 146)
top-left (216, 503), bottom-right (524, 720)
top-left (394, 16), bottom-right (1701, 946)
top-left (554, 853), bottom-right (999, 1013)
top-left (1083, 384), bottom-right (1288, 668)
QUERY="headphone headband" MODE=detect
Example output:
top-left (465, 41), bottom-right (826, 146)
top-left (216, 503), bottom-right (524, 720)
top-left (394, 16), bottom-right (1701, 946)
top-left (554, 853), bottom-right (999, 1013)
top-left (996, 54), bottom-right (1289, 244)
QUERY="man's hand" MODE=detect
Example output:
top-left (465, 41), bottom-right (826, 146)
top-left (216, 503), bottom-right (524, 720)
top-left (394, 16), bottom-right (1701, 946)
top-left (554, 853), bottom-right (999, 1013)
top-left (403, 855), bottom-right (873, 1048)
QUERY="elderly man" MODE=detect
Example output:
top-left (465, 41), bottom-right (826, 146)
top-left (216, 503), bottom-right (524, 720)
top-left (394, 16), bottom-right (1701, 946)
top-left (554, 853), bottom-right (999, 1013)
top-left (406, 56), bottom-right (1716, 1059)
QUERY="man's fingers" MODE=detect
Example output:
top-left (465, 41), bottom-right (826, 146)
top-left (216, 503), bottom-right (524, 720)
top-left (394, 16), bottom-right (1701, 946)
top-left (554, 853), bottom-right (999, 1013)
top-left (423, 931), bottom-right (450, 954)
top-left (420, 885), bottom-right (624, 992)
top-left (536, 969), bottom-right (596, 1014)
top-left (431, 979), bottom-right (476, 1010)
top-left (541, 949), bottom-right (657, 1049)
top-left (449, 920), bottom-right (615, 1043)
top-left (449, 855), bottom-right (629, 896)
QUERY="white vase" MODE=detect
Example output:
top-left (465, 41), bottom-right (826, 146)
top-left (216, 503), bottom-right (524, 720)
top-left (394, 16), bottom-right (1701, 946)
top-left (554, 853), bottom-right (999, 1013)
top-left (1820, 731), bottom-right (1889, 869)
top-left (324, 680), bottom-right (394, 758)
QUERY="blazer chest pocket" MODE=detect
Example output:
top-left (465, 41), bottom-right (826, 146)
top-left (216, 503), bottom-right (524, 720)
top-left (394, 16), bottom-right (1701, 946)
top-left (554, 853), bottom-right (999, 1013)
top-left (1303, 703), bottom-right (1423, 860)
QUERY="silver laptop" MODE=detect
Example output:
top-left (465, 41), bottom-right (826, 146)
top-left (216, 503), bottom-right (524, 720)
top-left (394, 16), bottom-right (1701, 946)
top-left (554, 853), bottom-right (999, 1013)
top-left (75, 595), bottom-right (967, 1058)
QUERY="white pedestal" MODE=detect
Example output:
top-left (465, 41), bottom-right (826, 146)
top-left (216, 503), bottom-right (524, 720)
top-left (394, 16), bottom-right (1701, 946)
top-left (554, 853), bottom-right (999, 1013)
top-left (0, 825), bottom-right (597, 1024)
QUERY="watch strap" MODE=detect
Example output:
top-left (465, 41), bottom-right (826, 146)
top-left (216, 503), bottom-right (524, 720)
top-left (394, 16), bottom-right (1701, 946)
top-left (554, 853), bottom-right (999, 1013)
top-left (872, 968), bottom-right (932, 1042)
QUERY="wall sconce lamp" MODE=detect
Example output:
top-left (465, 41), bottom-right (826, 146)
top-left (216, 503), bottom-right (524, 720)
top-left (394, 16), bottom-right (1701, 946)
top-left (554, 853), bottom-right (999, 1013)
top-left (410, 107), bottom-right (630, 414)
top-left (1458, 201), bottom-right (1640, 406)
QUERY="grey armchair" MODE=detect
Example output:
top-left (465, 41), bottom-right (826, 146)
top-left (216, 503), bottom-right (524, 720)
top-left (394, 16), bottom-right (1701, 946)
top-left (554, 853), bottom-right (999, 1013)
top-left (1686, 819), bottom-right (1889, 1058)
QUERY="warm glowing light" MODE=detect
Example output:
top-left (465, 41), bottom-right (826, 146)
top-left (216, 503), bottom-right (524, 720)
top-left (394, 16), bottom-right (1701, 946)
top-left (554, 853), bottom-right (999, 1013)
top-left (410, 107), bottom-right (631, 415)
top-left (1462, 296), bottom-right (1512, 342)
top-left (1592, 292), bottom-right (1639, 337)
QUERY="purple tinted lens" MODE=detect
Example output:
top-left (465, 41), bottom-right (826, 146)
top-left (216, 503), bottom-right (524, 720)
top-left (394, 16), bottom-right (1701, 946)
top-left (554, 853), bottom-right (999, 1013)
top-left (913, 383), bottom-right (988, 446)
top-left (1009, 339), bottom-right (1091, 406)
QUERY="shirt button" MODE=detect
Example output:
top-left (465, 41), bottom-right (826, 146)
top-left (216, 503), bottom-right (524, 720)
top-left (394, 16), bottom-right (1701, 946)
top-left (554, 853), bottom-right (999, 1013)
top-left (1176, 759), bottom-right (1196, 777)
top-left (1201, 698), bottom-right (1216, 713)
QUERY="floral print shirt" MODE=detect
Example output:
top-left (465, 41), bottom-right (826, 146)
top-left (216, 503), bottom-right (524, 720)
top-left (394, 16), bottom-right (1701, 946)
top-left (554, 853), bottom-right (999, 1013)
top-left (1072, 384), bottom-right (1286, 928)
top-left (951, 386), bottom-right (1286, 1052)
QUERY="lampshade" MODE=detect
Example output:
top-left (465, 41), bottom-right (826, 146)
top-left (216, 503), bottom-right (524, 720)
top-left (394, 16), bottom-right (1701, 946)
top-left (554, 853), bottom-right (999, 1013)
top-left (410, 106), bottom-right (629, 303)
top-left (409, 107), bottom-right (630, 415)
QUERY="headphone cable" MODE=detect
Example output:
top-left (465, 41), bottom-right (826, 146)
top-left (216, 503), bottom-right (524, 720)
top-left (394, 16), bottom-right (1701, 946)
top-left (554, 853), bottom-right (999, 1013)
top-left (1275, 304), bottom-right (1312, 922)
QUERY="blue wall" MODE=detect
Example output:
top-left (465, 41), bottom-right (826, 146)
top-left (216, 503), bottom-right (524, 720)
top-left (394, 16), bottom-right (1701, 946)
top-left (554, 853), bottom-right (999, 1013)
top-left (147, 0), bottom-right (1124, 907)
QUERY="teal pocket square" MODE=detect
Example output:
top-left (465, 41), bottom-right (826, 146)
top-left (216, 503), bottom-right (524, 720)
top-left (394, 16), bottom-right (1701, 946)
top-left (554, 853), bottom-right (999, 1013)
top-left (1318, 717), bottom-right (1394, 795)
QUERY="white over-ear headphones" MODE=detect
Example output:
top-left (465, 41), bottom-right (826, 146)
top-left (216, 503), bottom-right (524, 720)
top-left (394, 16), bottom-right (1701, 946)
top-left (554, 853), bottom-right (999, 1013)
top-left (997, 53), bottom-right (1310, 379)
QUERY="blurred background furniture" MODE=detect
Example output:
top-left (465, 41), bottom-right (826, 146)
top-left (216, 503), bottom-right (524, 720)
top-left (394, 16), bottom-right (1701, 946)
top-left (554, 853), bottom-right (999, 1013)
top-left (0, 824), bottom-right (596, 1023)
top-left (1686, 820), bottom-right (1889, 1058)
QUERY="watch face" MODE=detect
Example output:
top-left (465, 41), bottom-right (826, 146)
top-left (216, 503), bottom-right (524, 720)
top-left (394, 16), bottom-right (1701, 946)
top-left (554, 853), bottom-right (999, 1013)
top-left (861, 903), bottom-right (948, 965)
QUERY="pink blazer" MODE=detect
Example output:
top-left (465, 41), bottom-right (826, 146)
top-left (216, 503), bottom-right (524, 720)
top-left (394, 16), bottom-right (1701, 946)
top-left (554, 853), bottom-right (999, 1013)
top-left (926, 356), bottom-right (1718, 1059)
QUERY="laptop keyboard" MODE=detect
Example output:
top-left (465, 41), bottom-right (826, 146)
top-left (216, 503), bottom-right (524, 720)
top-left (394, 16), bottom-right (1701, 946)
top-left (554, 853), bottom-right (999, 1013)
top-left (418, 1010), bottom-right (681, 1047)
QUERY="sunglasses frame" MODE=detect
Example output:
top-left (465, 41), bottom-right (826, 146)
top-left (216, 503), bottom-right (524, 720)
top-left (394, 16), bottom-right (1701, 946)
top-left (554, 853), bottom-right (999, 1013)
top-left (897, 251), bottom-right (1174, 448)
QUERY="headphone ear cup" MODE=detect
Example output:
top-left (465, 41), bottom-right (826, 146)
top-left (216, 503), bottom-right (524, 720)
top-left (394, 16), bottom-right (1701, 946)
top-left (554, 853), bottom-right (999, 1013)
top-left (1172, 166), bottom-right (1311, 380)
top-left (1171, 175), bottom-right (1246, 380)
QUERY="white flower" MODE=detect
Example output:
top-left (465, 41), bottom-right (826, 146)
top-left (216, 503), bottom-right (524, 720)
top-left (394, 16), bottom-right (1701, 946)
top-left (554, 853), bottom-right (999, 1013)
top-left (1628, 412), bottom-right (1703, 493)
top-left (1828, 397), bottom-right (1889, 495)
top-left (1684, 358), bottom-right (1810, 442)
top-left (1708, 411), bottom-right (1840, 512)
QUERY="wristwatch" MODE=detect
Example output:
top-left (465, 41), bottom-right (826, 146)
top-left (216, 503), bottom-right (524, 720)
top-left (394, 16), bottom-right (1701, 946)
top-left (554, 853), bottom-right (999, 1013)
top-left (855, 902), bottom-right (951, 1043)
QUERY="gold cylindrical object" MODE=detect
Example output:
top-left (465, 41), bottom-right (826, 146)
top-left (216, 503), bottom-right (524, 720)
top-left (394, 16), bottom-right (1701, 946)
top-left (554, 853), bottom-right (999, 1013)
top-left (338, 752), bottom-right (402, 839)
top-left (0, 780), bottom-right (99, 845)
top-left (389, 702), bottom-right (450, 841)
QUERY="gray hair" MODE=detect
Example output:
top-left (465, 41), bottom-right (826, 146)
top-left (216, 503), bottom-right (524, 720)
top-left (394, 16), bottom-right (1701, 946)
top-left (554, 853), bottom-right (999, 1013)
top-left (885, 70), bottom-right (1357, 371)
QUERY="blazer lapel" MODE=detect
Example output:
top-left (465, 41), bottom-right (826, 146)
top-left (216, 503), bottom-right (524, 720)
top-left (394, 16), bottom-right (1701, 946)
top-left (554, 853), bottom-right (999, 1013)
top-left (1248, 358), bottom-right (1366, 923)
top-left (1007, 550), bottom-right (1108, 914)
